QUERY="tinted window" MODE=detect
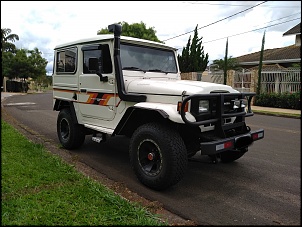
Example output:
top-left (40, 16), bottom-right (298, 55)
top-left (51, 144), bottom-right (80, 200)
top-left (82, 44), bottom-right (112, 74)
top-left (56, 48), bottom-right (77, 73)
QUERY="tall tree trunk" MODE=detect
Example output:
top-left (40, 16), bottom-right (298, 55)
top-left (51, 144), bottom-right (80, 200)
top-left (223, 38), bottom-right (228, 85)
top-left (257, 31), bottom-right (266, 95)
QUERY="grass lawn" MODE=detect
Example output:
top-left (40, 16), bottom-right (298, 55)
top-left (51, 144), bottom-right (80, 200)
top-left (1, 120), bottom-right (165, 226)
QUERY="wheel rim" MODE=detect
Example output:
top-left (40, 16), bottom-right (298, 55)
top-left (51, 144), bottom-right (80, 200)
top-left (137, 139), bottom-right (162, 176)
top-left (60, 118), bottom-right (70, 141)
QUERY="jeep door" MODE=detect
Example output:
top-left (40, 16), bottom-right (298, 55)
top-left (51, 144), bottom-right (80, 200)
top-left (78, 43), bottom-right (117, 124)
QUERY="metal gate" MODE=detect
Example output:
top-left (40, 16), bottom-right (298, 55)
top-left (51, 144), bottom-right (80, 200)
top-left (233, 69), bottom-right (252, 93)
top-left (261, 69), bottom-right (301, 93)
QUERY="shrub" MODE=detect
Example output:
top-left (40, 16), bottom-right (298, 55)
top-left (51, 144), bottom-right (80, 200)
top-left (254, 91), bottom-right (301, 110)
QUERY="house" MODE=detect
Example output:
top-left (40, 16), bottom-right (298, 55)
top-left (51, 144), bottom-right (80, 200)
top-left (199, 23), bottom-right (301, 95)
top-left (235, 23), bottom-right (301, 69)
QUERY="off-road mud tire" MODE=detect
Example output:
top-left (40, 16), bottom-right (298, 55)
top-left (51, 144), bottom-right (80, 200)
top-left (57, 108), bottom-right (85, 150)
top-left (129, 122), bottom-right (188, 190)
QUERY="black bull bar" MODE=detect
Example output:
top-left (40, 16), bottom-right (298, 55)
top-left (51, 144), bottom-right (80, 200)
top-left (179, 92), bottom-right (264, 155)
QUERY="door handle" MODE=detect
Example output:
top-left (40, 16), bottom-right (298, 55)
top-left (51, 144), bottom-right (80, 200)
top-left (80, 89), bottom-right (87, 93)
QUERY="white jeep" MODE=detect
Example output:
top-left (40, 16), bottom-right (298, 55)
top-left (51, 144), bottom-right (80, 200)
top-left (52, 24), bottom-right (264, 190)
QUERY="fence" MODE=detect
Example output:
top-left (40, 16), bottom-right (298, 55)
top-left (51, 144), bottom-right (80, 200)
top-left (5, 80), bottom-right (29, 92)
top-left (189, 68), bottom-right (301, 94)
top-left (260, 69), bottom-right (301, 93)
top-left (233, 70), bottom-right (253, 93)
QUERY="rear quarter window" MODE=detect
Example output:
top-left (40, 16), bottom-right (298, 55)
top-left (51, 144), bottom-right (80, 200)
top-left (55, 47), bottom-right (77, 74)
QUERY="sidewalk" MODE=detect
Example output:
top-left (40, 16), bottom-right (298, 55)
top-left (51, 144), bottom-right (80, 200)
top-left (1, 92), bottom-right (25, 101)
top-left (252, 105), bottom-right (301, 115)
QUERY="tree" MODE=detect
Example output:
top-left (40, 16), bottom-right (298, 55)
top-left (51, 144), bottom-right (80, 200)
top-left (223, 38), bottom-right (228, 85)
top-left (2, 51), bottom-right (14, 78)
top-left (1, 28), bottom-right (19, 53)
top-left (1, 28), bottom-right (48, 91)
top-left (27, 48), bottom-right (48, 80)
top-left (97, 21), bottom-right (163, 43)
top-left (9, 49), bottom-right (32, 80)
top-left (257, 31), bottom-right (265, 95)
top-left (212, 57), bottom-right (241, 71)
top-left (177, 25), bottom-right (209, 73)
top-left (1, 28), bottom-right (20, 88)
top-left (5, 48), bottom-right (47, 81)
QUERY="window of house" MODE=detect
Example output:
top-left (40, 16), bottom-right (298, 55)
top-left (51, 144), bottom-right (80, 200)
top-left (56, 47), bottom-right (77, 73)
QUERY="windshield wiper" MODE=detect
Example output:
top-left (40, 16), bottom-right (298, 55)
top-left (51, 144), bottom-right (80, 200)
top-left (122, 66), bottom-right (146, 73)
top-left (147, 69), bottom-right (168, 74)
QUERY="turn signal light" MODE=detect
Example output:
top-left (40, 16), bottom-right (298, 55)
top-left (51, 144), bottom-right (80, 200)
top-left (177, 101), bottom-right (189, 112)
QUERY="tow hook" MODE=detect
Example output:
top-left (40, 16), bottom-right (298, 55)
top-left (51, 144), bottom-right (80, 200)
top-left (209, 154), bottom-right (221, 164)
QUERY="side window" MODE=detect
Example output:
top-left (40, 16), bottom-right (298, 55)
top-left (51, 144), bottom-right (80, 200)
top-left (56, 47), bottom-right (77, 73)
top-left (82, 44), bottom-right (112, 74)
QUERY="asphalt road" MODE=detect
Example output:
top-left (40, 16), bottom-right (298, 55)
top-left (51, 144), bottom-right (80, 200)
top-left (2, 91), bottom-right (301, 225)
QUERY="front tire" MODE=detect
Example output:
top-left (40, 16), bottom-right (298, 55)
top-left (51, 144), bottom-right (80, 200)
top-left (129, 122), bottom-right (187, 190)
top-left (57, 108), bottom-right (85, 150)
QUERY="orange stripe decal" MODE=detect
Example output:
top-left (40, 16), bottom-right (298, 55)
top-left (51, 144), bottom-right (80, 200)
top-left (54, 89), bottom-right (121, 106)
top-left (99, 94), bottom-right (114, 105)
top-left (87, 93), bottom-right (98, 104)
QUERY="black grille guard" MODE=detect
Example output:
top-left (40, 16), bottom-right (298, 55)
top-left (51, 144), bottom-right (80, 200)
top-left (180, 92), bottom-right (255, 127)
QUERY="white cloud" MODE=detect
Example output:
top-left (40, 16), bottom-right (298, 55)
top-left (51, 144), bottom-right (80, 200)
top-left (1, 1), bottom-right (300, 73)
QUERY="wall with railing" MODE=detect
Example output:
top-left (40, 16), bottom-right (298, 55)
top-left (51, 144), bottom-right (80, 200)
top-left (182, 68), bottom-right (301, 94)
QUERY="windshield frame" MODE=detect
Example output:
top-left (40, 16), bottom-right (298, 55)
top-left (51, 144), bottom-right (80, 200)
top-left (120, 42), bottom-right (178, 74)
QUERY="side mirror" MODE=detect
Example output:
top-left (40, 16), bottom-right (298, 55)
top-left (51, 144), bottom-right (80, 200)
top-left (88, 57), bottom-right (108, 82)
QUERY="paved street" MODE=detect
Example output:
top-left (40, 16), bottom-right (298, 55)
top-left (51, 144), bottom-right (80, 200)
top-left (1, 91), bottom-right (301, 225)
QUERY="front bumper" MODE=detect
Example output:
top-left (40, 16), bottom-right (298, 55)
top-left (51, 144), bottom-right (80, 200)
top-left (200, 129), bottom-right (264, 155)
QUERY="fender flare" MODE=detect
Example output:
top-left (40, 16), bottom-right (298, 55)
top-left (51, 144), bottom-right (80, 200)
top-left (113, 106), bottom-right (168, 136)
top-left (53, 99), bottom-right (78, 124)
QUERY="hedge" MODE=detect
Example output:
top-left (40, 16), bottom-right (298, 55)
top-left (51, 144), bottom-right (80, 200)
top-left (254, 91), bottom-right (301, 110)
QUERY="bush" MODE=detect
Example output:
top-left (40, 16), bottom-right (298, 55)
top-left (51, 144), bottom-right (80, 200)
top-left (255, 91), bottom-right (301, 110)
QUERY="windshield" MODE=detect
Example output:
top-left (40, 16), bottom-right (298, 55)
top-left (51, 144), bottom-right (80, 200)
top-left (120, 43), bottom-right (177, 73)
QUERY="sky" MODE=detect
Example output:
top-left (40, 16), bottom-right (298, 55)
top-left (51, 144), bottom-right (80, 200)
top-left (1, 1), bottom-right (301, 75)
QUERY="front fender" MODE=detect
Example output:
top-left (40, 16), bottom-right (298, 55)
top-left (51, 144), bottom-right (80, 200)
top-left (113, 103), bottom-right (196, 137)
top-left (134, 102), bottom-right (196, 124)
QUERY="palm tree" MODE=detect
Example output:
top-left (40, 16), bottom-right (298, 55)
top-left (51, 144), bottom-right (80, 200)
top-left (1, 28), bottom-right (19, 53)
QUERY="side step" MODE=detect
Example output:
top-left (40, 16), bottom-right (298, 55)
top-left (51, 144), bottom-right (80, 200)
top-left (92, 133), bottom-right (107, 143)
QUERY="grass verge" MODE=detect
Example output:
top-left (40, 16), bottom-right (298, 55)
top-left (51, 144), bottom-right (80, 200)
top-left (253, 110), bottom-right (300, 119)
top-left (1, 120), bottom-right (165, 226)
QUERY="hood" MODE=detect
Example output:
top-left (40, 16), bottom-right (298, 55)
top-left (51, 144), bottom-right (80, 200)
top-left (126, 79), bottom-right (238, 96)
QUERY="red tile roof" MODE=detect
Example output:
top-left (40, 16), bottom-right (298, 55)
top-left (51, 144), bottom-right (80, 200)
top-left (235, 45), bottom-right (301, 63)
top-left (249, 63), bottom-right (286, 71)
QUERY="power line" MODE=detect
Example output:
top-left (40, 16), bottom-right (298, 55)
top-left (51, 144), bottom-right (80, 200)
top-left (259, 12), bottom-right (300, 27)
top-left (183, 1), bottom-right (300, 8)
top-left (203, 18), bottom-right (300, 44)
top-left (174, 17), bottom-right (300, 51)
top-left (163, 1), bottom-right (268, 42)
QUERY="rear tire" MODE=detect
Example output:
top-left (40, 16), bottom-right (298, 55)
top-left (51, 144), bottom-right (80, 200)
top-left (129, 122), bottom-right (187, 190)
top-left (57, 108), bottom-right (85, 150)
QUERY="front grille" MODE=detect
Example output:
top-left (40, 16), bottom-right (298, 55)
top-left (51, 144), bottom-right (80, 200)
top-left (179, 92), bottom-right (255, 127)
top-left (191, 95), bottom-right (241, 121)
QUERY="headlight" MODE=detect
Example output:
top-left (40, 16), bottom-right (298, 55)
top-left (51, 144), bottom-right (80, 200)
top-left (199, 100), bottom-right (209, 113)
top-left (232, 99), bottom-right (247, 109)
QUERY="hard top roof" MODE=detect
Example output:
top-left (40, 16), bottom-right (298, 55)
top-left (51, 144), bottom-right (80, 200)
top-left (54, 34), bottom-right (177, 51)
